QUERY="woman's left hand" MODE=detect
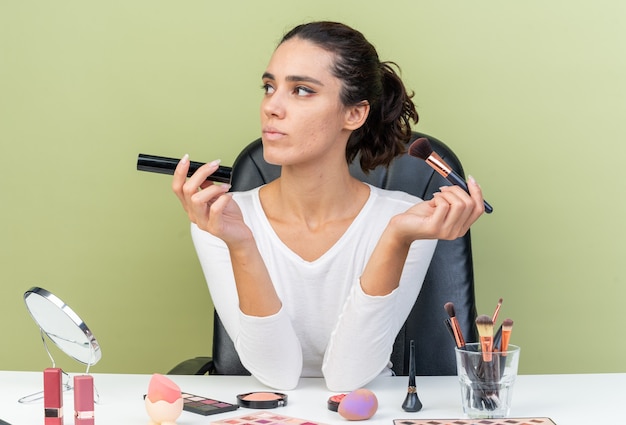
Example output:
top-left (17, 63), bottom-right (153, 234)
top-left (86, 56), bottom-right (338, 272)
top-left (391, 175), bottom-right (485, 243)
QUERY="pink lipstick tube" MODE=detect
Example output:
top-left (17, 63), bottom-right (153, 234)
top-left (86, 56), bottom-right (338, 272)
top-left (44, 368), bottom-right (63, 425)
top-left (74, 375), bottom-right (95, 425)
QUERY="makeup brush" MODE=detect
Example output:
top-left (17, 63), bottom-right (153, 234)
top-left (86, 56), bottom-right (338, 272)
top-left (407, 138), bottom-right (493, 214)
top-left (499, 318), bottom-right (514, 377)
top-left (475, 315), bottom-right (494, 362)
top-left (475, 314), bottom-right (499, 403)
top-left (491, 298), bottom-right (504, 350)
top-left (444, 302), bottom-right (466, 349)
top-left (475, 315), bottom-right (501, 411)
top-left (401, 340), bottom-right (423, 412)
top-left (500, 318), bottom-right (514, 353)
top-left (491, 298), bottom-right (503, 323)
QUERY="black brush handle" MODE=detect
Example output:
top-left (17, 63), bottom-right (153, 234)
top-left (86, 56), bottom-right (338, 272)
top-left (137, 153), bottom-right (232, 184)
top-left (444, 319), bottom-right (457, 347)
top-left (446, 170), bottom-right (494, 214)
top-left (493, 324), bottom-right (503, 351)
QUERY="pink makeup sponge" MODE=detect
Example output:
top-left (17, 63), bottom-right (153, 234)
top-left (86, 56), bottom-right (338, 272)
top-left (338, 388), bottom-right (378, 420)
top-left (147, 374), bottom-right (181, 404)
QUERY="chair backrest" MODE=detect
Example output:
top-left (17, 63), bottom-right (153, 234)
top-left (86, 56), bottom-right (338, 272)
top-left (210, 131), bottom-right (478, 376)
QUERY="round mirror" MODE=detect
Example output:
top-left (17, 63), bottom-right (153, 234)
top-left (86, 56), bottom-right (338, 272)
top-left (24, 287), bottom-right (101, 366)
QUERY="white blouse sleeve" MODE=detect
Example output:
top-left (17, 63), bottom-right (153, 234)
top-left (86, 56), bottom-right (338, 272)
top-left (191, 223), bottom-right (303, 390)
top-left (321, 238), bottom-right (437, 392)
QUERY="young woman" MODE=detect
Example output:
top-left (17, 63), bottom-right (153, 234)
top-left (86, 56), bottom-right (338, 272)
top-left (172, 21), bottom-right (484, 391)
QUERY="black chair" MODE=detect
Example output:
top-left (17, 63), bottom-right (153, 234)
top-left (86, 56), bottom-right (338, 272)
top-left (168, 131), bottom-right (478, 377)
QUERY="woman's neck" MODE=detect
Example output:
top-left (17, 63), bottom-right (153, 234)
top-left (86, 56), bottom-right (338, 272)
top-left (259, 165), bottom-right (370, 262)
top-left (260, 163), bottom-right (369, 229)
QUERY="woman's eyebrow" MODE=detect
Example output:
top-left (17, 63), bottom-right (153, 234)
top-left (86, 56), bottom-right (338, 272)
top-left (262, 72), bottom-right (324, 86)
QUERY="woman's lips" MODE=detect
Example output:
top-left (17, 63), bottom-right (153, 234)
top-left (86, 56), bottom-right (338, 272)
top-left (262, 127), bottom-right (285, 141)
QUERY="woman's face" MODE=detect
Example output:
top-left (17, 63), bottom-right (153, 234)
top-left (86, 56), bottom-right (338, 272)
top-left (260, 37), bottom-right (354, 168)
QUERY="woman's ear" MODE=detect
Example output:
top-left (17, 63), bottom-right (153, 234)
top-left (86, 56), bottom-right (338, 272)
top-left (344, 101), bottom-right (370, 131)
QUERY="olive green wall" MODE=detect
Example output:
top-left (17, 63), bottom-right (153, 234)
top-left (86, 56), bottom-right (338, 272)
top-left (2, 1), bottom-right (625, 375)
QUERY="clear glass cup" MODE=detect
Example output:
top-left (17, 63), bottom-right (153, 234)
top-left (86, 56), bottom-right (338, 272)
top-left (455, 343), bottom-right (520, 418)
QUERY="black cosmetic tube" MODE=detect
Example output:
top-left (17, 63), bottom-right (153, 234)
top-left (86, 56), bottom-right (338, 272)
top-left (137, 153), bottom-right (232, 184)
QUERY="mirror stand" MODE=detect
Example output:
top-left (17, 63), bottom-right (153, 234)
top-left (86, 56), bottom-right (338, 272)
top-left (19, 287), bottom-right (102, 404)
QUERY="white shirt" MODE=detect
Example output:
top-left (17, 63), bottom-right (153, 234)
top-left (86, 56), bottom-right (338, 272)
top-left (191, 184), bottom-right (437, 391)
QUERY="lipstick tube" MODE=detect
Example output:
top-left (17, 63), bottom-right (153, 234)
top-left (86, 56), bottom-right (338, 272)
top-left (44, 368), bottom-right (63, 425)
top-left (74, 375), bottom-right (95, 425)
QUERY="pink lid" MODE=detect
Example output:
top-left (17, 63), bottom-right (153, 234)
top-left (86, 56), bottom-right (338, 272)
top-left (43, 368), bottom-right (62, 408)
top-left (147, 374), bottom-right (181, 403)
top-left (73, 375), bottom-right (94, 411)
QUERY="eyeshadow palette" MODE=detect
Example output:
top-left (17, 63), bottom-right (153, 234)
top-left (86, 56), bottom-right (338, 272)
top-left (393, 418), bottom-right (556, 425)
top-left (182, 392), bottom-right (239, 416)
top-left (211, 411), bottom-right (329, 425)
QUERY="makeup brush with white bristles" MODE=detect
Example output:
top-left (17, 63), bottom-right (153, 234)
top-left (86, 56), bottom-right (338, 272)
top-left (475, 314), bottom-right (501, 410)
top-left (408, 137), bottom-right (493, 213)
top-left (475, 314), bottom-right (495, 362)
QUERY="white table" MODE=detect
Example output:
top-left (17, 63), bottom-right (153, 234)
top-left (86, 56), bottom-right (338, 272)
top-left (0, 371), bottom-right (621, 424)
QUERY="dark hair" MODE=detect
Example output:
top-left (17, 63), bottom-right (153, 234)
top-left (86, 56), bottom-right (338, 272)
top-left (280, 21), bottom-right (419, 172)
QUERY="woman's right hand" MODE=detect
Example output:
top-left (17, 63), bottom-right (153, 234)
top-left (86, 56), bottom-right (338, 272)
top-left (171, 155), bottom-right (251, 245)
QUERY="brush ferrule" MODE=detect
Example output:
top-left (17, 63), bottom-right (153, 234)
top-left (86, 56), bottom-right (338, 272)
top-left (480, 336), bottom-right (494, 361)
top-left (451, 317), bottom-right (466, 348)
top-left (425, 152), bottom-right (453, 178)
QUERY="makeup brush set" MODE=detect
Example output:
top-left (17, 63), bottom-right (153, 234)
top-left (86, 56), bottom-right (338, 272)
top-left (444, 299), bottom-right (516, 414)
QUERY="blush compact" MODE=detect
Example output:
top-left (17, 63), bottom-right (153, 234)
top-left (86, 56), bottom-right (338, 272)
top-left (327, 393), bottom-right (346, 412)
top-left (236, 392), bottom-right (288, 409)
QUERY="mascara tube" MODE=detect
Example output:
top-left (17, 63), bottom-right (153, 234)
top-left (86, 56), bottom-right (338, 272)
top-left (137, 154), bottom-right (232, 184)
